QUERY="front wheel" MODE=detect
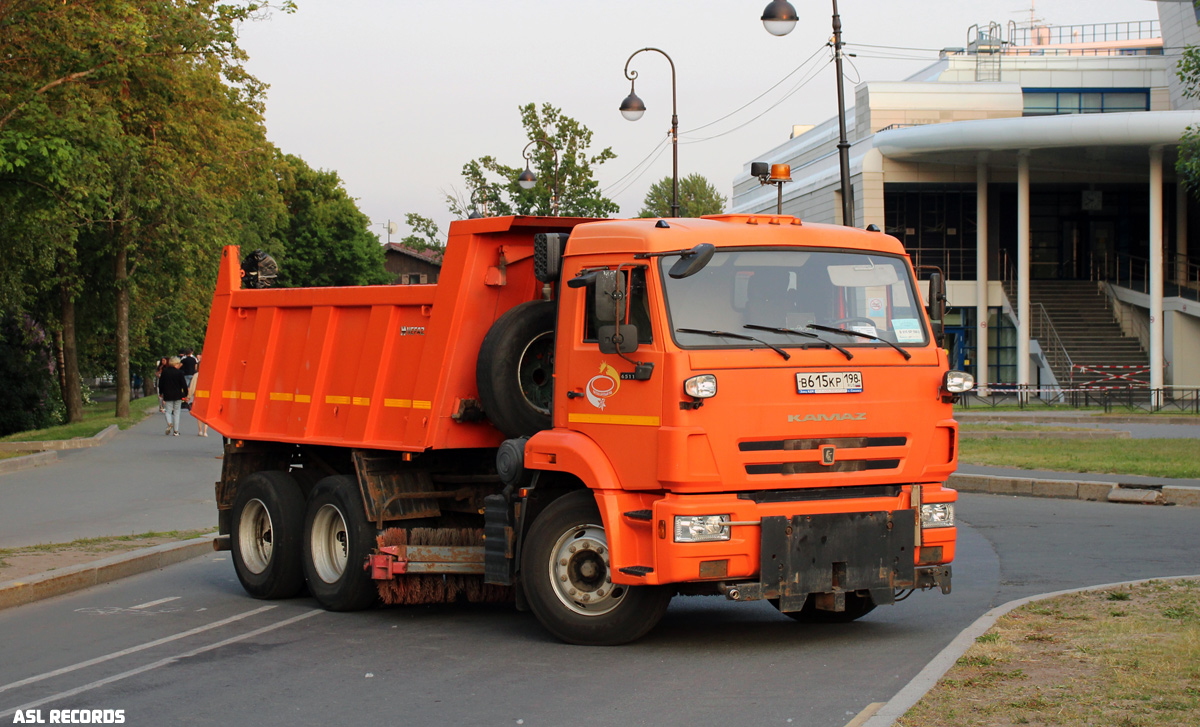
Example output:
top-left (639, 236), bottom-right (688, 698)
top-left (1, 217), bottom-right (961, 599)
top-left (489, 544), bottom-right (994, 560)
top-left (521, 490), bottom-right (671, 645)
top-left (302, 475), bottom-right (379, 611)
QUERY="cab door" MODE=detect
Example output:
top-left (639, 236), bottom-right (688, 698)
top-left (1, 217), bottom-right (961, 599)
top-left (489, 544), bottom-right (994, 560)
top-left (557, 262), bottom-right (664, 490)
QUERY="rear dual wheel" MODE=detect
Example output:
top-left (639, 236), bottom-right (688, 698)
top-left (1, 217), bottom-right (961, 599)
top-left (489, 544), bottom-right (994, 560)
top-left (231, 471), bottom-right (306, 600)
top-left (302, 475), bottom-right (379, 611)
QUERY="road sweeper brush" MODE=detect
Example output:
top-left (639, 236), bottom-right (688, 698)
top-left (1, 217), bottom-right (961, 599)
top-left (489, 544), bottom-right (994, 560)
top-left (372, 527), bottom-right (512, 605)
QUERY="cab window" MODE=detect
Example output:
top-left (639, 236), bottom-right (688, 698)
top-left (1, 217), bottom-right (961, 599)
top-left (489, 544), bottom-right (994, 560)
top-left (583, 266), bottom-right (654, 344)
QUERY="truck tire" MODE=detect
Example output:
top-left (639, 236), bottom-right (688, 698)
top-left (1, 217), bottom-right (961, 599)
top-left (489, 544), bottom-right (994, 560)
top-left (521, 490), bottom-right (671, 645)
top-left (231, 471), bottom-right (306, 600)
top-left (302, 475), bottom-right (379, 611)
top-left (477, 300), bottom-right (556, 439)
top-left (773, 592), bottom-right (877, 623)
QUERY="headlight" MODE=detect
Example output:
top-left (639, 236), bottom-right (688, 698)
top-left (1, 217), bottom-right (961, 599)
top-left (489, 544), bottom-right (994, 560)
top-left (943, 370), bottom-right (975, 393)
top-left (684, 374), bottom-right (717, 399)
top-left (674, 514), bottom-right (730, 542)
top-left (920, 503), bottom-right (955, 528)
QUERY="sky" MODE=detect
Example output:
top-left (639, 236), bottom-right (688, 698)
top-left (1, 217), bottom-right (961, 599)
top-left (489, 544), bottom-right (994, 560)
top-left (236, 0), bottom-right (1163, 243)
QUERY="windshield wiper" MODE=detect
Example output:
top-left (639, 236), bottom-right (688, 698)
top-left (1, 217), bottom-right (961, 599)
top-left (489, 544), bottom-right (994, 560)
top-left (676, 328), bottom-right (791, 361)
top-left (806, 323), bottom-right (912, 360)
top-left (743, 324), bottom-right (853, 361)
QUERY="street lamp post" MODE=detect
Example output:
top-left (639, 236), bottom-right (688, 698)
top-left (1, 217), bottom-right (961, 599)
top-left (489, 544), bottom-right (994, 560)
top-left (619, 47), bottom-right (679, 218)
top-left (761, 0), bottom-right (855, 228)
top-left (517, 137), bottom-right (560, 216)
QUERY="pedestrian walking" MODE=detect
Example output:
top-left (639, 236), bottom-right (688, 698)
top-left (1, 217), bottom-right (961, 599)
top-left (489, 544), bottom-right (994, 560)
top-left (159, 356), bottom-right (188, 436)
top-left (179, 348), bottom-right (198, 410)
top-left (155, 357), bottom-right (169, 412)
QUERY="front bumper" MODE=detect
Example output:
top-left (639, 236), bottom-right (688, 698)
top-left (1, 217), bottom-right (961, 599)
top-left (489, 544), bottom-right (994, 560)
top-left (597, 485), bottom-right (957, 588)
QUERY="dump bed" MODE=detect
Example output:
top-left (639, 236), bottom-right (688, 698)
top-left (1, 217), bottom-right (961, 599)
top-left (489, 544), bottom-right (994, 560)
top-left (192, 216), bottom-right (592, 451)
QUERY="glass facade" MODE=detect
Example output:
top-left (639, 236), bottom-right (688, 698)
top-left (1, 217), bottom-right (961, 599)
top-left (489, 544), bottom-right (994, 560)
top-left (1022, 88), bottom-right (1149, 116)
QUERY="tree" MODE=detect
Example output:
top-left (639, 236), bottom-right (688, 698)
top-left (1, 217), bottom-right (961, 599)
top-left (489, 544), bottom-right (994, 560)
top-left (397, 213), bottom-right (444, 256)
top-left (637, 174), bottom-right (727, 218)
top-left (271, 153), bottom-right (390, 288)
top-left (447, 103), bottom-right (619, 219)
top-left (0, 1), bottom-right (294, 418)
top-left (1178, 43), bottom-right (1200, 195)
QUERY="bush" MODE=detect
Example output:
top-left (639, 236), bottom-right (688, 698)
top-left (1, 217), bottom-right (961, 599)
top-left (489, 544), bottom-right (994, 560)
top-left (0, 312), bottom-right (63, 436)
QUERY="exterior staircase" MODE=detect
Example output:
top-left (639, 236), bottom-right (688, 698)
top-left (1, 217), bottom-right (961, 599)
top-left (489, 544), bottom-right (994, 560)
top-left (1026, 280), bottom-right (1150, 388)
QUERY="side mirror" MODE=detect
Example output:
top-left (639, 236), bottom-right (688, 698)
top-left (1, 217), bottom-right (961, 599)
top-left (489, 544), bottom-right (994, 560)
top-left (598, 325), bottom-right (639, 354)
top-left (668, 243), bottom-right (716, 279)
top-left (594, 270), bottom-right (626, 323)
top-left (926, 271), bottom-right (946, 344)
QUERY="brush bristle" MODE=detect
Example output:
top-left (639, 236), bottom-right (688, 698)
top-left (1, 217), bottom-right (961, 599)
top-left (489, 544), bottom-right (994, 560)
top-left (374, 527), bottom-right (512, 605)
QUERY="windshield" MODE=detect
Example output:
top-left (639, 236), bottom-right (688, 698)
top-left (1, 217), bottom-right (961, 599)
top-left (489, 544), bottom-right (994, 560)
top-left (661, 248), bottom-right (929, 350)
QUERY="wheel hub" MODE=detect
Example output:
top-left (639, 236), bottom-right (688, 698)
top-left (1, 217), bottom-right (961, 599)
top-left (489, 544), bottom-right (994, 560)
top-left (238, 498), bottom-right (274, 575)
top-left (549, 524), bottom-right (625, 616)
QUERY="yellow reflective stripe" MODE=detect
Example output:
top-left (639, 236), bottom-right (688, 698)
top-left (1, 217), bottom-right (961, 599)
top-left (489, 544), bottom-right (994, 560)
top-left (195, 390), bottom-right (210, 398)
top-left (240, 392), bottom-right (256, 400)
top-left (294, 394), bottom-right (311, 403)
top-left (413, 400), bottom-right (432, 410)
top-left (270, 392), bottom-right (293, 402)
top-left (568, 413), bottom-right (660, 427)
top-left (325, 395), bottom-right (351, 405)
top-left (384, 399), bottom-right (412, 408)
top-left (352, 397), bottom-right (370, 406)
top-left (222, 391), bottom-right (239, 400)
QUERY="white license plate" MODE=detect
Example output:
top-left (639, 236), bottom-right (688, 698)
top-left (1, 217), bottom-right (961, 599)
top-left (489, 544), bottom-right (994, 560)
top-left (796, 371), bottom-right (863, 394)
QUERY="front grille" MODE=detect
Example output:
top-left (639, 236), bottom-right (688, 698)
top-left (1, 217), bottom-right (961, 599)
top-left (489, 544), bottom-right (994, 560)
top-left (746, 459), bottom-right (901, 475)
top-left (738, 484), bottom-right (902, 503)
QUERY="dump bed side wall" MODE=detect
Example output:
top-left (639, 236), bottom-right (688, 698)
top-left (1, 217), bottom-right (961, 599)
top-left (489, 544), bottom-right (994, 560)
top-left (193, 219), bottom-right (588, 451)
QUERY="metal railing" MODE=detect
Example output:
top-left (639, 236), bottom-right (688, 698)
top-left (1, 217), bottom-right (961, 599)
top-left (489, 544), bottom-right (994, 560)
top-left (1095, 252), bottom-right (1200, 303)
top-left (1007, 20), bottom-right (1159, 47)
top-left (1032, 302), bottom-right (1074, 383)
top-left (960, 385), bottom-right (1200, 413)
top-left (907, 247), bottom-right (978, 282)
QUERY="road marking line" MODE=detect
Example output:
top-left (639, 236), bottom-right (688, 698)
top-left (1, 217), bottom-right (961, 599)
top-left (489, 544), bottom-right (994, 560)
top-left (844, 702), bottom-right (884, 727)
top-left (128, 597), bottom-right (180, 610)
top-left (0, 605), bottom-right (276, 696)
top-left (0, 609), bottom-right (320, 719)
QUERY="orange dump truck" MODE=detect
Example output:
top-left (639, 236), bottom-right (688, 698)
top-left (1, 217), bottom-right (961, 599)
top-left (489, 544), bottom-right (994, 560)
top-left (194, 214), bottom-right (971, 645)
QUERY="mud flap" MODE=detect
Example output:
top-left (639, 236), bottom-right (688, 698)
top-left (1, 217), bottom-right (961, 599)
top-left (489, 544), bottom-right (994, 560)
top-left (760, 511), bottom-right (917, 612)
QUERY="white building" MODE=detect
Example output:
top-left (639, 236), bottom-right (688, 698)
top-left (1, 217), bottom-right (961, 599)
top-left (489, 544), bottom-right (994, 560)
top-left (734, 2), bottom-right (1200, 400)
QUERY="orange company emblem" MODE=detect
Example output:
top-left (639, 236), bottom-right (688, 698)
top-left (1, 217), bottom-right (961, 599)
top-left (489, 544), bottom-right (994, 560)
top-left (585, 363), bottom-right (621, 410)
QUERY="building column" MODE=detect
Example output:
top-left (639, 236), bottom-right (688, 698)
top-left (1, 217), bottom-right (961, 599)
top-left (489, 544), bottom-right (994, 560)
top-left (1017, 151), bottom-right (1031, 390)
top-left (976, 156), bottom-right (989, 394)
top-left (1150, 147), bottom-right (1164, 406)
top-left (1178, 181), bottom-right (1189, 287)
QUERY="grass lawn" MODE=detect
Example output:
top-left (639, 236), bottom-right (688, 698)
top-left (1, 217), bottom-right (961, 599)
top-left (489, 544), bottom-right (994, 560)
top-left (960, 423), bottom-right (1096, 432)
top-left (959, 437), bottom-right (1200, 479)
top-left (0, 395), bottom-right (159, 443)
top-left (899, 579), bottom-right (1200, 727)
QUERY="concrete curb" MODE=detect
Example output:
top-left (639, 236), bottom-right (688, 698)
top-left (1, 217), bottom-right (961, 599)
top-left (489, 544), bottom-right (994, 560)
top-left (0, 535), bottom-right (217, 611)
top-left (862, 573), bottom-right (1200, 727)
top-left (0, 424), bottom-right (119, 453)
top-left (0, 450), bottom-right (59, 475)
top-left (948, 473), bottom-right (1200, 507)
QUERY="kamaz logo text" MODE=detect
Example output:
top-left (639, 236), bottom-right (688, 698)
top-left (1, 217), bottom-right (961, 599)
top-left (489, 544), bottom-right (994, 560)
top-left (400, 326), bottom-right (425, 336)
top-left (788, 413), bottom-right (866, 422)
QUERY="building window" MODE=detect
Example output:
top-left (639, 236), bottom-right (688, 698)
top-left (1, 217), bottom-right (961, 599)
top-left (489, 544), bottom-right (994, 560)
top-left (1022, 88), bottom-right (1149, 116)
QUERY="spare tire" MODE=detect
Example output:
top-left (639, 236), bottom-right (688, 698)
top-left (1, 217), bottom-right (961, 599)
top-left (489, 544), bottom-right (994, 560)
top-left (477, 300), bottom-right (556, 438)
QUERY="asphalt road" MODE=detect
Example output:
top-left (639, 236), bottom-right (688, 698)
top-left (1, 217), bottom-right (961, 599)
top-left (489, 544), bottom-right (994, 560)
top-left (3, 493), bottom-right (1197, 727)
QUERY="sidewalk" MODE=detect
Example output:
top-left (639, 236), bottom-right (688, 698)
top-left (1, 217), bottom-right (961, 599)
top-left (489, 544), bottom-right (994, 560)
top-left (956, 463), bottom-right (1200, 490)
top-left (0, 408), bottom-right (222, 550)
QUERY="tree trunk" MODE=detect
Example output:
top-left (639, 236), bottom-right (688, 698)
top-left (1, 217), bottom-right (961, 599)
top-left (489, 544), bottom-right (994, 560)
top-left (115, 244), bottom-right (130, 418)
top-left (59, 276), bottom-right (84, 423)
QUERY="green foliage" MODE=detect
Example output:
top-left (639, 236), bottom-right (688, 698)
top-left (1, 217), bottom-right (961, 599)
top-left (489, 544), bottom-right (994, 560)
top-left (1177, 39), bottom-right (1200, 194)
top-left (637, 173), bottom-right (727, 218)
top-left (271, 153), bottom-right (390, 287)
top-left (447, 103), bottom-right (619, 219)
top-left (397, 213), bottom-right (445, 256)
top-left (0, 312), bottom-right (62, 436)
